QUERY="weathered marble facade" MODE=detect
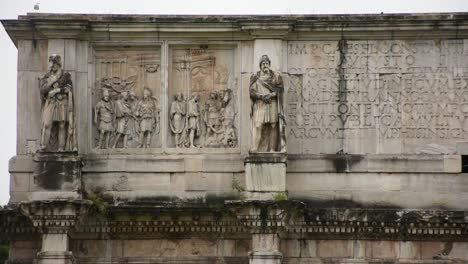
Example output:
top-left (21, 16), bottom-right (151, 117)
top-left (2, 13), bottom-right (468, 264)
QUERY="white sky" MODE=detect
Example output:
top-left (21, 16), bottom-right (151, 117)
top-left (0, 0), bottom-right (468, 205)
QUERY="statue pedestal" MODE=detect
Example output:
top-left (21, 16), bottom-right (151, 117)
top-left (32, 152), bottom-right (82, 200)
top-left (245, 153), bottom-right (286, 193)
top-left (37, 250), bottom-right (74, 264)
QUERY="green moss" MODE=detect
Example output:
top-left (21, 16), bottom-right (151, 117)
top-left (0, 242), bottom-right (9, 264)
top-left (273, 192), bottom-right (288, 201)
top-left (86, 192), bottom-right (109, 216)
top-left (231, 177), bottom-right (245, 193)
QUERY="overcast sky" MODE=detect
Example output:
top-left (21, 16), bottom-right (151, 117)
top-left (0, 0), bottom-right (468, 205)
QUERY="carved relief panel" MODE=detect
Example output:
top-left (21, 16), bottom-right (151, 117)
top-left (168, 45), bottom-right (238, 149)
top-left (92, 47), bottom-right (162, 150)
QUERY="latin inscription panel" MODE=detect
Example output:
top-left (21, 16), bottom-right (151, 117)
top-left (286, 40), bottom-right (468, 154)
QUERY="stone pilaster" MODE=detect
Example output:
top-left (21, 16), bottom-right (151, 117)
top-left (250, 233), bottom-right (282, 264)
top-left (19, 200), bottom-right (90, 264)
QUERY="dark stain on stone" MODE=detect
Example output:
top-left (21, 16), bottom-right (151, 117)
top-left (322, 154), bottom-right (365, 173)
top-left (34, 154), bottom-right (81, 191)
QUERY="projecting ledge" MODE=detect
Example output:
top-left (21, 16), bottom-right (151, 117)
top-left (287, 154), bottom-right (461, 174)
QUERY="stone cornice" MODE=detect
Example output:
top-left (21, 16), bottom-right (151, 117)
top-left (2, 13), bottom-right (468, 45)
top-left (3, 203), bottom-right (466, 241)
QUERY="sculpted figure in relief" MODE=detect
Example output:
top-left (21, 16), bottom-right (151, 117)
top-left (94, 89), bottom-right (114, 149)
top-left (204, 91), bottom-right (222, 146)
top-left (39, 54), bottom-right (76, 152)
top-left (186, 93), bottom-right (201, 148)
top-left (127, 91), bottom-right (140, 146)
top-left (112, 91), bottom-right (132, 148)
top-left (249, 55), bottom-right (286, 152)
top-left (220, 89), bottom-right (237, 147)
top-left (136, 88), bottom-right (159, 148)
top-left (170, 93), bottom-right (186, 148)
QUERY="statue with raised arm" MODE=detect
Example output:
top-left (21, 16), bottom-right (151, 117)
top-left (38, 54), bottom-right (76, 152)
top-left (249, 55), bottom-right (286, 153)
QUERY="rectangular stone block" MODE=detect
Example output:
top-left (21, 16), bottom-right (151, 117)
top-left (280, 240), bottom-right (300, 257)
top-left (17, 39), bottom-right (48, 72)
top-left (420, 242), bottom-right (446, 259)
top-left (399, 241), bottom-right (421, 259)
top-left (184, 172), bottom-right (234, 191)
top-left (300, 240), bottom-right (317, 258)
top-left (246, 162), bottom-right (286, 192)
top-left (83, 157), bottom-right (184, 172)
top-left (10, 173), bottom-right (31, 192)
top-left (216, 240), bottom-right (236, 257)
top-left (370, 241), bottom-right (399, 259)
top-left (9, 240), bottom-right (40, 260)
top-left (316, 240), bottom-right (353, 258)
top-left (252, 234), bottom-right (280, 252)
top-left (16, 71), bottom-right (42, 154)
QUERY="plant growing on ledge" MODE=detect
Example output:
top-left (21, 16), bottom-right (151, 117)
top-left (86, 191), bottom-right (109, 217)
top-left (273, 192), bottom-right (288, 201)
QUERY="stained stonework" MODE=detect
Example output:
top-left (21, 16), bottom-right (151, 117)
top-left (286, 40), bottom-right (468, 154)
top-left (2, 12), bottom-right (468, 264)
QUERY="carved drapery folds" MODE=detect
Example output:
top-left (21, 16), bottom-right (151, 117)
top-left (38, 54), bottom-right (77, 153)
top-left (92, 46), bottom-right (239, 150)
top-left (250, 55), bottom-right (286, 153)
top-left (169, 47), bottom-right (238, 148)
top-left (93, 49), bottom-right (161, 149)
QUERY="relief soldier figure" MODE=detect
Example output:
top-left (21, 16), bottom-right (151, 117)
top-left (249, 55), bottom-right (286, 152)
top-left (135, 88), bottom-right (159, 148)
top-left (204, 91), bottom-right (222, 146)
top-left (186, 93), bottom-right (201, 148)
top-left (127, 90), bottom-right (140, 146)
top-left (39, 54), bottom-right (76, 152)
top-left (112, 91), bottom-right (132, 148)
top-left (94, 89), bottom-right (114, 149)
top-left (170, 93), bottom-right (186, 148)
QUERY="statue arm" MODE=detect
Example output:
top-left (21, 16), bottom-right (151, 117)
top-left (94, 103), bottom-right (99, 124)
top-left (39, 75), bottom-right (54, 97)
top-left (249, 75), bottom-right (263, 101)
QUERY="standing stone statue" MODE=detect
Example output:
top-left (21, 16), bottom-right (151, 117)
top-left (249, 55), bottom-right (286, 152)
top-left (38, 54), bottom-right (76, 152)
top-left (136, 87), bottom-right (159, 148)
top-left (112, 91), bottom-right (132, 148)
top-left (170, 93), bottom-right (186, 148)
top-left (94, 89), bottom-right (114, 149)
top-left (186, 93), bottom-right (201, 148)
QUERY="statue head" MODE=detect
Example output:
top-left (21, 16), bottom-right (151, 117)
top-left (129, 90), bottom-right (136, 100)
top-left (209, 91), bottom-right (217, 99)
top-left (102, 89), bottom-right (109, 101)
top-left (259, 55), bottom-right (271, 74)
top-left (191, 93), bottom-right (199, 101)
top-left (48, 54), bottom-right (62, 73)
top-left (178, 92), bottom-right (184, 101)
top-left (143, 87), bottom-right (152, 99)
top-left (121, 91), bottom-right (128, 100)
